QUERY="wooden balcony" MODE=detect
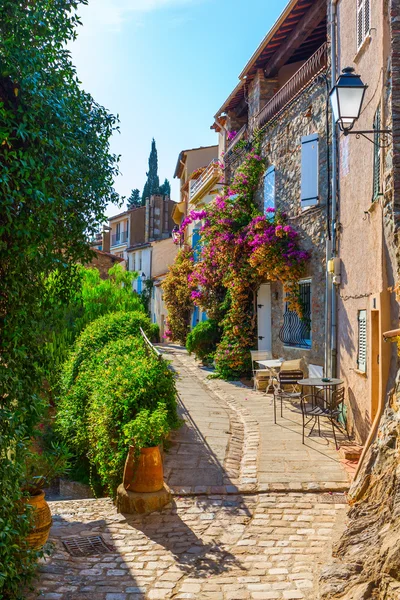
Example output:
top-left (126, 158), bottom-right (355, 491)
top-left (256, 43), bottom-right (327, 129)
top-left (189, 159), bottom-right (222, 204)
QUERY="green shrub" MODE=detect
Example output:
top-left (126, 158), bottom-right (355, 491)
top-left (123, 404), bottom-right (170, 451)
top-left (186, 320), bottom-right (221, 363)
top-left (149, 322), bottom-right (160, 343)
top-left (56, 330), bottom-right (178, 496)
top-left (62, 310), bottom-right (152, 390)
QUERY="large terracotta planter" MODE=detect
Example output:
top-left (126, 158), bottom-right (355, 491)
top-left (23, 491), bottom-right (52, 549)
top-left (128, 446), bottom-right (164, 493)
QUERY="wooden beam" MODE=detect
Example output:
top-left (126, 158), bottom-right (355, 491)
top-left (264, 0), bottom-right (326, 77)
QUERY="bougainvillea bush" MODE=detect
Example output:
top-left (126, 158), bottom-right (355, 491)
top-left (56, 312), bottom-right (178, 496)
top-left (164, 142), bottom-right (310, 378)
top-left (162, 246), bottom-right (194, 344)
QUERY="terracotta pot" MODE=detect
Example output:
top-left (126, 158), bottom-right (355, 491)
top-left (23, 491), bottom-right (52, 549)
top-left (129, 446), bottom-right (164, 493)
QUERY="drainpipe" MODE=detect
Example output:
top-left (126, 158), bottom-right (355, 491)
top-left (325, 0), bottom-right (339, 378)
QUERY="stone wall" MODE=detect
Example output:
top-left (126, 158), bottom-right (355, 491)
top-left (86, 250), bottom-right (124, 279)
top-left (258, 79), bottom-right (329, 365)
top-left (320, 374), bottom-right (400, 599)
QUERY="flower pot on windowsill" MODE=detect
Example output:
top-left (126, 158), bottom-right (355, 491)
top-left (22, 491), bottom-right (52, 550)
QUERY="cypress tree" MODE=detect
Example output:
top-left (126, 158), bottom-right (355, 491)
top-left (141, 138), bottom-right (160, 204)
top-left (127, 188), bottom-right (141, 209)
top-left (159, 178), bottom-right (171, 197)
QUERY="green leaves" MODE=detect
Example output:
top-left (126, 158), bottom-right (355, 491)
top-left (0, 0), bottom-right (120, 594)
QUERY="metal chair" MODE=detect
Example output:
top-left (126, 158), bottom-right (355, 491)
top-left (250, 350), bottom-right (272, 391)
top-left (272, 370), bottom-right (304, 423)
top-left (301, 386), bottom-right (348, 449)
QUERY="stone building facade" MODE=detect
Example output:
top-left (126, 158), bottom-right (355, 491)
top-left (214, 0), bottom-right (329, 369)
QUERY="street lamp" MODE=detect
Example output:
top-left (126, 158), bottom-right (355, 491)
top-left (330, 67), bottom-right (392, 145)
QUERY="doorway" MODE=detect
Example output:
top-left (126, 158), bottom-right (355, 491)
top-left (257, 284), bottom-right (272, 352)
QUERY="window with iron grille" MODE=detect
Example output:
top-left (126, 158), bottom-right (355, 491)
top-left (357, 0), bottom-right (370, 51)
top-left (373, 106), bottom-right (381, 200)
top-left (357, 310), bottom-right (367, 373)
top-left (279, 281), bottom-right (312, 349)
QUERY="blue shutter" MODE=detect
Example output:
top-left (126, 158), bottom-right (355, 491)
top-left (301, 133), bottom-right (319, 207)
top-left (137, 277), bottom-right (142, 294)
top-left (264, 166), bottom-right (275, 216)
top-left (192, 228), bottom-right (200, 262)
top-left (192, 305), bottom-right (199, 328)
top-left (202, 311), bottom-right (207, 322)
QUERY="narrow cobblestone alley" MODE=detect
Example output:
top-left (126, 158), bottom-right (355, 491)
top-left (31, 348), bottom-right (350, 600)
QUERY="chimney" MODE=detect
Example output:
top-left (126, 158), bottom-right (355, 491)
top-left (102, 226), bottom-right (111, 253)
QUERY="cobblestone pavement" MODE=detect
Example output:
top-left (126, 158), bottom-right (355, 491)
top-left (162, 347), bottom-right (349, 495)
top-left (31, 494), bottom-right (346, 600)
top-left (31, 347), bottom-right (350, 599)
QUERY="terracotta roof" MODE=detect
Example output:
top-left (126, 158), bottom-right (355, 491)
top-left (93, 249), bottom-right (124, 262)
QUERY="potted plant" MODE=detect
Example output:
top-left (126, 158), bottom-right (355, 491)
top-left (21, 440), bottom-right (71, 549)
top-left (122, 404), bottom-right (170, 494)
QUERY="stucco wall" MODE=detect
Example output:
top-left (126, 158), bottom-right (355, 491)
top-left (336, 0), bottom-right (397, 442)
top-left (151, 238), bottom-right (178, 278)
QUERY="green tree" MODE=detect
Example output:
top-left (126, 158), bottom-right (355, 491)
top-left (0, 0), bottom-right (119, 594)
top-left (141, 138), bottom-right (160, 204)
top-left (159, 178), bottom-right (171, 197)
top-left (127, 188), bottom-right (141, 209)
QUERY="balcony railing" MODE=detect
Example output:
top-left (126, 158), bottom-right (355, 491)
top-left (256, 43), bottom-right (328, 129)
top-left (111, 231), bottom-right (128, 246)
top-left (225, 124), bottom-right (248, 155)
top-left (189, 159), bottom-right (222, 203)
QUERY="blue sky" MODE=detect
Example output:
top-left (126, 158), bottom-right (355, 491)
top-left (70, 0), bottom-right (288, 215)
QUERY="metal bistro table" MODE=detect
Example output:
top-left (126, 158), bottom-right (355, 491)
top-left (297, 377), bottom-right (344, 445)
top-left (256, 359), bottom-right (283, 392)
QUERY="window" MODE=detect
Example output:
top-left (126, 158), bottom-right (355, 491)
top-left (138, 251), bottom-right (142, 271)
top-left (357, 0), bottom-right (371, 50)
top-left (279, 280), bottom-right (312, 349)
top-left (132, 254), bottom-right (136, 272)
top-left (301, 134), bottom-right (319, 207)
top-left (357, 310), bottom-right (367, 373)
top-left (264, 166), bottom-right (275, 215)
top-left (116, 222), bottom-right (121, 241)
top-left (357, 0), bottom-right (370, 51)
top-left (373, 106), bottom-right (381, 200)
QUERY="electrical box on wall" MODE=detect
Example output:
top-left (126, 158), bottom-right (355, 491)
top-left (328, 257), bottom-right (341, 276)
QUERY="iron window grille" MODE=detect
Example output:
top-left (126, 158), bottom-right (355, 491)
top-left (279, 280), bottom-right (312, 349)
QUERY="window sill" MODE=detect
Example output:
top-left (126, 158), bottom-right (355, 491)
top-left (352, 368), bottom-right (367, 378)
top-left (353, 34), bottom-right (372, 63)
top-left (283, 346), bottom-right (311, 352)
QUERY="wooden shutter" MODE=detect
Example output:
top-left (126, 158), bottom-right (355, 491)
top-left (357, 0), bottom-right (370, 51)
top-left (264, 166), bottom-right (276, 215)
top-left (301, 134), bottom-right (319, 207)
top-left (373, 106), bottom-right (381, 199)
top-left (357, 310), bottom-right (367, 373)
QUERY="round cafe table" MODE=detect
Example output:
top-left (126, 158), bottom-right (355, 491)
top-left (297, 377), bottom-right (344, 406)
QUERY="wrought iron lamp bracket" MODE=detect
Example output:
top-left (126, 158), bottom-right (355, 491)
top-left (342, 129), bottom-right (393, 148)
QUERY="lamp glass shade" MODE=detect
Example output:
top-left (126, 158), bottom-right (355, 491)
top-left (329, 68), bottom-right (367, 131)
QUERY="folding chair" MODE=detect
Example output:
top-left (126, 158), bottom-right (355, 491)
top-left (250, 350), bottom-right (272, 391)
top-left (301, 386), bottom-right (349, 449)
top-left (272, 369), bottom-right (304, 423)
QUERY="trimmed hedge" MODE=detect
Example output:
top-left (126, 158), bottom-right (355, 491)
top-left (56, 313), bottom-right (178, 496)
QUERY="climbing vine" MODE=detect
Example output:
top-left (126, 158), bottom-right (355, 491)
top-left (165, 142), bottom-right (310, 378)
top-left (162, 246), bottom-right (194, 345)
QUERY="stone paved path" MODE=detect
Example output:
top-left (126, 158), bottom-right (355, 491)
top-left (31, 347), bottom-right (350, 599)
top-left (31, 494), bottom-right (346, 600)
top-left (163, 346), bottom-right (349, 494)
